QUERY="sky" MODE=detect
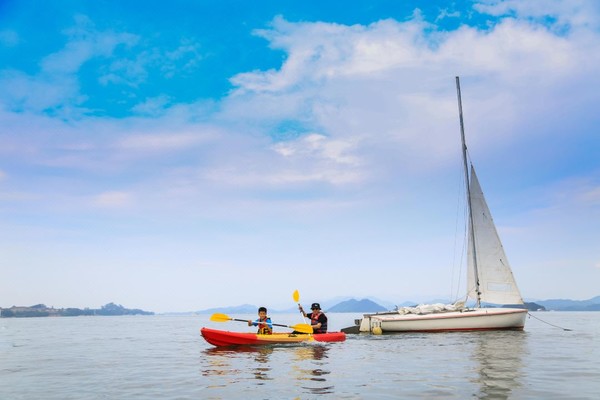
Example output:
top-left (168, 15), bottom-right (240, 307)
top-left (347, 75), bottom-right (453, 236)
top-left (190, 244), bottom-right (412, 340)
top-left (1, 0), bottom-right (599, 313)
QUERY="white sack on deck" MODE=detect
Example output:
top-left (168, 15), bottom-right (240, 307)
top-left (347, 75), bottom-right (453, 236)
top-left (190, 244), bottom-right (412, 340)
top-left (396, 301), bottom-right (466, 315)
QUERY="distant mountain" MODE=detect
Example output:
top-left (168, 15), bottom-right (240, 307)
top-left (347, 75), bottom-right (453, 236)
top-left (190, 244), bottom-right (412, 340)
top-left (319, 296), bottom-right (396, 311)
top-left (535, 296), bottom-right (600, 311)
top-left (194, 295), bottom-right (600, 314)
top-left (524, 302), bottom-right (546, 311)
top-left (327, 298), bottom-right (387, 313)
top-left (499, 302), bottom-right (545, 311)
top-left (197, 304), bottom-right (258, 314)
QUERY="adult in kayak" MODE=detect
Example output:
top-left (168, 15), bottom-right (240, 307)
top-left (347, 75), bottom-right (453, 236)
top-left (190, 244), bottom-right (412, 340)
top-left (299, 302), bottom-right (327, 333)
top-left (248, 306), bottom-right (273, 334)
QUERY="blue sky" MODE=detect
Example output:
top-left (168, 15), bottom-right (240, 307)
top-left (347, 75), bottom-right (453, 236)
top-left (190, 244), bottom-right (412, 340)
top-left (1, 0), bottom-right (599, 312)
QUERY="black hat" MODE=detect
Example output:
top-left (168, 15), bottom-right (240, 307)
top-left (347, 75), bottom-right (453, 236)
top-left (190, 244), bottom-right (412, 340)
top-left (311, 303), bottom-right (321, 310)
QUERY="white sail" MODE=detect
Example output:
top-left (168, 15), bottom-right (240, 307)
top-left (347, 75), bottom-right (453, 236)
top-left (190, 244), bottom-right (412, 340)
top-left (467, 166), bottom-right (524, 305)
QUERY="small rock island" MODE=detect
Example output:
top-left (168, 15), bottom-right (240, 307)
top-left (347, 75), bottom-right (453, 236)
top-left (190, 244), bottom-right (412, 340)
top-left (0, 302), bottom-right (154, 318)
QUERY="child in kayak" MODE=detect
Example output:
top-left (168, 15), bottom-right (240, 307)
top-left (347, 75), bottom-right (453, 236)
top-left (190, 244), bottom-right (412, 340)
top-left (248, 306), bottom-right (273, 334)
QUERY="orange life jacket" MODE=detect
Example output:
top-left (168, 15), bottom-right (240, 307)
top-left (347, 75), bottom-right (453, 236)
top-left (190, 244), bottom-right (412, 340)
top-left (310, 312), bottom-right (327, 333)
top-left (256, 316), bottom-right (272, 335)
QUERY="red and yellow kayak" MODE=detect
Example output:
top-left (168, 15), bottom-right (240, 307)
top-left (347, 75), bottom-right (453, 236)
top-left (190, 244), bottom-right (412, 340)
top-left (201, 327), bottom-right (346, 347)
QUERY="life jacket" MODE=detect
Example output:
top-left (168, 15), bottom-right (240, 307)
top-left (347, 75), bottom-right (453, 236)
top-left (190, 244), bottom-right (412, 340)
top-left (256, 316), bottom-right (272, 335)
top-left (310, 312), bottom-right (327, 333)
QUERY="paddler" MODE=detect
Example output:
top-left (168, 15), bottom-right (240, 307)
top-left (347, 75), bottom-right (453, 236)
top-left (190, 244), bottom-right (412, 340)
top-left (299, 302), bottom-right (328, 333)
top-left (248, 306), bottom-right (273, 334)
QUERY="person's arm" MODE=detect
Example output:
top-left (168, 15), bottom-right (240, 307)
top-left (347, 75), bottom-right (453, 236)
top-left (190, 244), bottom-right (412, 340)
top-left (298, 304), bottom-right (307, 317)
top-left (319, 314), bottom-right (327, 329)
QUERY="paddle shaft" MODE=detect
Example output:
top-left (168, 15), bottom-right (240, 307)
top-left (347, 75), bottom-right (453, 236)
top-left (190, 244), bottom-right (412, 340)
top-left (210, 312), bottom-right (313, 333)
top-left (231, 317), bottom-right (300, 330)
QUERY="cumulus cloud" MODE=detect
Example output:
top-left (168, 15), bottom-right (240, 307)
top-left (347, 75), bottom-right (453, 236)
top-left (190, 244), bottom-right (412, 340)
top-left (3, 2), bottom-right (600, 211)
top-left (474, 0), bottom-right (600, 30)
top-left (221, 10), bottom-right (600, 189)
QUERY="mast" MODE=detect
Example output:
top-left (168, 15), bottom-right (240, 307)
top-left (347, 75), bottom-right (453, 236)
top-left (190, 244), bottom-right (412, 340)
top-left (455, 76), bottom-right (481, 307)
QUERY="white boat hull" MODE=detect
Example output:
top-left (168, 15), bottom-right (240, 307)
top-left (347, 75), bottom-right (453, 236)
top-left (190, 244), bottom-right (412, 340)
top-left (359, 308), bottom-right (527, 333)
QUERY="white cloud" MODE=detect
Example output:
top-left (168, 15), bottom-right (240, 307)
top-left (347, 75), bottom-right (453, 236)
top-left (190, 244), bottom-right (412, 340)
top-left (273, 133), bottom-right (360, 166)
top-left (114, 128), bottom-right (219, 157)
top-left (0, 16), bottom-right (138, 116)
top-left (474, 0), bottom-right (600, 30)
top-left (6, 7), bottom-right (600, 204)
top-left (3, 7), bottom-right (599, 195)
top-left (42, 15), bottom-right (139, 74)
top-left (0, 69), bottom-right (83, 112)
top-left (131, 95), bottom-right (172, 115)
top-left (91, 191), bottom-right (133, 208)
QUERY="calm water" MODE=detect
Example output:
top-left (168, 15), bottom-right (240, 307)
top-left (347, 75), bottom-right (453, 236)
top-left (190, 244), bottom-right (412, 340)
top-left (1, 312), bottom-right (599, 399)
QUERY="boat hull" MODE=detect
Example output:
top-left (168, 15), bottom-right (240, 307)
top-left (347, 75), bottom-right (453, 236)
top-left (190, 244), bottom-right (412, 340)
top-left (358, 308), bottom-right (527, 333)
top-left (200, 327), bottom-right (346, 347)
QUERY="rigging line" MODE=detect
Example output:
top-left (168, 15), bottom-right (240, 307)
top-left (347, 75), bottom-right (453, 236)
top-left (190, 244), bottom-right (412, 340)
top-left (450, 151), bottom-right (466, 301)
top-left (527, 312), bottom-right (572, 331)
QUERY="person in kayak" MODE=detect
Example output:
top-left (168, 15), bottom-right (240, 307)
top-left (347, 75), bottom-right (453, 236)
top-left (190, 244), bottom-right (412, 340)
top-left (248, 306), bottom-right (273, 335)
top-left (299, 302), bottom-right (328, 333)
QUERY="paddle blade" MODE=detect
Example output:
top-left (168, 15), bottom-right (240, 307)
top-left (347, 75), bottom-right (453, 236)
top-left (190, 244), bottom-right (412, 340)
top-left (293, 290), bottom-right (300, 303)
top-left (291, 323), bottom-right (313, 334)
top-left (210, 313), bottom-right (232, 322)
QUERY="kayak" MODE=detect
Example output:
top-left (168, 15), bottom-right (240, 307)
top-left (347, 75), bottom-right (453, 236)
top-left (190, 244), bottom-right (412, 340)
top-left (200, 327), bottom-right (346, 347)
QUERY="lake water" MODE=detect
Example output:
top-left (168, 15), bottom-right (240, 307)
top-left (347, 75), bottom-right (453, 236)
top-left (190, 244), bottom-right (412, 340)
top-left (1, 312), bottom-right (599, 399)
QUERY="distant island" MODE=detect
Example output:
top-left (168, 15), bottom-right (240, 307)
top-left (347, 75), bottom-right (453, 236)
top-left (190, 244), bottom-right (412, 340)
top-left (0, 302), bottom-right (154, 318)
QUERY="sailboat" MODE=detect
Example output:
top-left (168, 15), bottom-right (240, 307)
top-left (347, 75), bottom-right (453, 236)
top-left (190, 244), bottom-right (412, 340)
top-left (356, 77), bottom-right (527, 333)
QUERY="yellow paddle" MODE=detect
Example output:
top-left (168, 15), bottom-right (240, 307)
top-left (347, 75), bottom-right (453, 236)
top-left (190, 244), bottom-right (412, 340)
top-left (293, 290), bottom-right (315, 341)
top-left (293, 289), bottom-right (309, 324)
top-left (210, 312), bottom-right (313, 334)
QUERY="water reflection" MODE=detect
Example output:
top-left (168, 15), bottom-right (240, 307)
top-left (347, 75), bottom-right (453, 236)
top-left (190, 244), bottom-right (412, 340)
top-left (293, 344), bottom-right (328, 361)
top-left (200, 344), bottom-right (337, 395)
top-left (471, 331), bottom-right (527, 399)
top-left (292, 345), bottom-right (334, 395)
top-left (250, 347), bottom-right (273, 382)
top-left (201, 346), bottom-right (274, 382)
